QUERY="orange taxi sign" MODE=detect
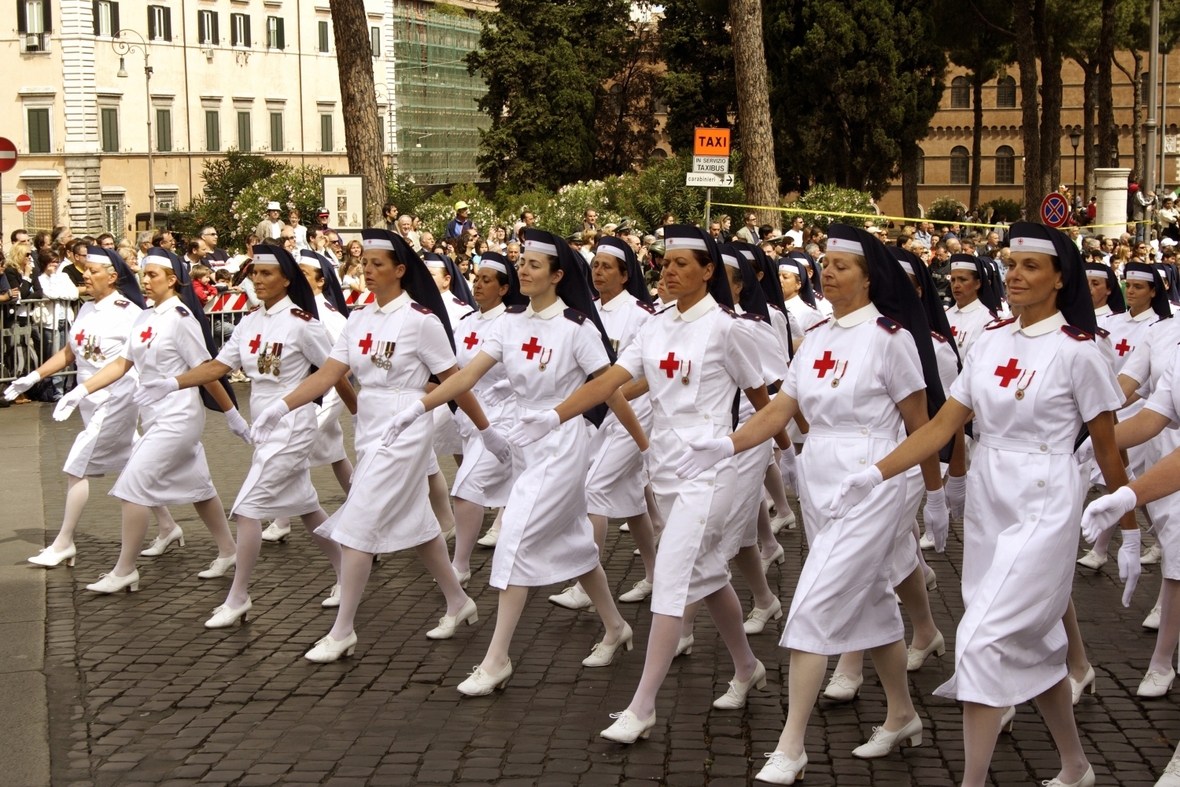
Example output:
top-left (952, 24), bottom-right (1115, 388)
top-left (693, 127), bottom-right (731, 157)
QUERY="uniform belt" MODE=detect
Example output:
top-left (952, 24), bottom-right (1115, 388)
top-left (976, 434), bottom-right (1073, 455)
top-left (807, 425), bottom-right (897, 440)
top-left (518, 398), bottom-right (564, 411)
top-left (362, 387), bottom-right (426, 397)
top-left (652, 411), bottom-right (732, 429)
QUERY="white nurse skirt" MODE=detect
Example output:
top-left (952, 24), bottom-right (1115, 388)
top-left (230, 403), bottom-right (320, 519)
top-left (62, 378), bottom-right (139, 477)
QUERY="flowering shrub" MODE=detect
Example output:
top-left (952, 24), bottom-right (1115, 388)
top-left (927, 195), bottom-right (969, 223)
top-left (791, 185), bottom-right (875, 231)
top-left (232, 165), bottom-right (331, 240)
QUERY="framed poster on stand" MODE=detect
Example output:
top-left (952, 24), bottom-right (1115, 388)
top-left (322, 174), bottom-right (366, 245)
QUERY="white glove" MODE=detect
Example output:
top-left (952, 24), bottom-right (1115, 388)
top-left (945, 474), bottom-right (967, 520)
top-left (4, 370), bottom-right (40, 400)
top-left (1119, 529), bottom-right (1142, 608)
top-left (382, 400), bottom-right (426, 447)
top-left (1081, 485), bottom-right (1137, 543)
top-left (453, 407), bottom-right (476, 440)
top-left (250, 400), bottom-right (290, 444)
top-left (53, 385), bottom-right (89, 421)
top-left (924, 487), bottom-right (950, 553)
top-left (482, 379), bottom-right (513, 407)
top-left (829, 465), bottom-right (884, 519)
top-left (779, 445), bottom-right (798, 494)
top-left (225, 407), bottom-right (252, 444)
top-left (507, 409), bottom-right (560, 447)
top-left (133, 377), bottom-right (178, 407)
top-left (479, 425), bottom-right (512, 465)
top-left (1074, 436), bottom-right (1094, 466)
top-left (675, 437), bottom-right (734, 480)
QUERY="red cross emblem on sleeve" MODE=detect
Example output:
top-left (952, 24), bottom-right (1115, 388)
top-left (994, 358), bottom-right (1022, 387)
top-left (358, 333), bottom-right (374, 355)
top-left (813, 350), bottom-right (837, 378)
top-left (464, 332), bottom-right (479, 350)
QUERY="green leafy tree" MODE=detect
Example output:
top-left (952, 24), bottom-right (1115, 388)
top-left (656, 0), bottom-right (737, 153)
top-left (790, 184), bottom-right (875, 230)
top-left (232, 165), bottom-right (331, 246)
top-left (170, 151), bottom-right (284, 250)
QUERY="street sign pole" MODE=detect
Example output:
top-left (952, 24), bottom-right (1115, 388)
top-left (705, 188), bottom-right (712, 226)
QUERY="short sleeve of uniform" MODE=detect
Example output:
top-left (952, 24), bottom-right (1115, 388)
top-left (948, 334), bottom-right (981, 410)
top-left (416, 312), bottom-right (458, 375)
top-left (328, 317), bottom-right (354, 366)
top-left (879, 330), bottom-right (926, 404)
top-left (214, 319), bottom-right (243, 368)
top-left (1145, 361), bottom-right (1180, 428)
top-left (176, 314), bottom-right (213, 369)
top-left (720, 320), bottom-right (765, 391)
top-left (301, 319), bottom-right (334, 367)
top-left (119, 312), bottom-right (149, 361)
top-left (479, 314), bottom-right (506, 363)
top-left (1120, 335), bottom-right (1151, 387)
top-left (572, 320), bottom-right (610, 376)
top-left (615, 322), bottom-right (646, 380)
top-left (1068, 339), bottom-right (1124, 422)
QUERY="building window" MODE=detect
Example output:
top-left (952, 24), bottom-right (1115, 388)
top-left (156, 191), bottom-right (177, 213)
top-left (27, 187), bottom-right (57, 229)
top-left (147, 5), bottom-right (171, 41)
top-left (101, 107), bottom-right (119, 152)
top-left (370, 26), bottom-right (380, 58)
top-left (995, 145), bottom-right (1016, 184)
top-left (950, 145), bottom-right (970, 184)
top-left (266, 16), bottom-right (284, 49)
top-left (320, 114), bottom-right (333, 152)
top-left (231, 13), bottom-right (250, 47)
top-left (93, 0), bottom-right (118, 36)
top-left (317, 20), bottom-right (329, 52)
top-left (103, 198), bottom-right (124, 234)
top-left (950, 76), bottom-right (970, 109)
top-left (996, 75), bottom-right (1016, 108)
top-left (19, 0), bottom-right (50, 51)
top-left (198, 10), bottom-right (218, 45)
top-left (237, 111), bottom-right (252, 152)
top-left (916, 147), bottom-right (925, 185)
top-left (269, 112), bottom-right (283, 152)
top-left (205, 110), bottom-right (220, 152)
top-left (27, 107), bottom-right (51, 153)
top-left (156, 108), bottom-right (172, 152)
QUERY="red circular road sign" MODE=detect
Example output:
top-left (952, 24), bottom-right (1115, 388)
top-left (1040, 192), bottom-right (1070, 228)
top-left (0, 137), bottom-right (17, 174)
top-left (15, 194), bottom-right (32, 213)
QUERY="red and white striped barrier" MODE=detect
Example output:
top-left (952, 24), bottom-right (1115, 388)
top-left (204, 292), bottom-right (251, 314)
top-left (345, 290), bottom-right (376, 306)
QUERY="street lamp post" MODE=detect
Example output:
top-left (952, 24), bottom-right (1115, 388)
top-left (1070, 128), bottom-right (1082, 208)
top-left (113, 30), bottom-right (155, 227)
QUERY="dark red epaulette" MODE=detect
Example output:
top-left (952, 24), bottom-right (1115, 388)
top-left (806, 318), bottom-right (830, 333)
top-left (930, 330), bottom-right (948, 343)
top-left (1062, 325), bottom-right (1094, 341)
top-left (637, 300), bottom-right (656, 314)
top-left (563, 308), bottom-right (588, 325)
top-left (877, 315), bottom-right (902, 334)
top-left (985, 317), bottom-right (1017, 331)
top-left (411, 302), bottom-right (433, 315)
top-left (291, 308), bottom-right (313, 321)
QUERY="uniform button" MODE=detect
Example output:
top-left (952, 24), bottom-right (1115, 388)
top-left (1037, 480), bottom-right (1045, 488)
top-left (1039, 445), bottom-right (1048, 452)
top-left (703, 415), bottom-right (710, 420)
top-left (1031, 515), bottom-right (1038, 522)
top-left (699, 518), bottom-right (705, 524)
top-left (859, 458), bottom-right (866, 465)
top-left (708, 480), bottom-right (713, 486)
top-left (860, 428), bottom-right (868, 435)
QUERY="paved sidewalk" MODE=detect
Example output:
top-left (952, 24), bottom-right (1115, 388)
top-left (9, 396), bottom-right (1180, 786)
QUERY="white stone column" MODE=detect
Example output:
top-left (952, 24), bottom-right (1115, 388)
top-left (1095, 167), bottom-right (1132, 233)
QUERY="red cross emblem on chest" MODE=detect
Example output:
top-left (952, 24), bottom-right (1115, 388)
top-left (813, 350), bottom-right (837, 378)
top-left (463, 331), bottom-right (479, 350)
top-left (358, 333), bottom-right (374, 355)
top-left (248, 334), bottom-right (262, 354)
top-left (1115, 338), bottom-right (1132, 357)
top-left (521, 337), bottom-right (542, 359)
top-left (994, 358), bottom-right (1022, 387)
top-left (659, 352), bottom-right (680, 378)
top-left (74, 329), bottom-right (86, 345)
top-left (140, 327), bottom-right (154, 344)
top-left (951, 326), bottom-right (958, 336)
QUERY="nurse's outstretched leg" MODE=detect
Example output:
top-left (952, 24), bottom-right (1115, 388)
top-left (457, 585), bottom-right (527, 695)
top-left (961, 702), bottom-right (1007, 787)
top-left (1032, 678), bottom-right (1091, 785)
top-left (600, 612), bottom-right (681, 742)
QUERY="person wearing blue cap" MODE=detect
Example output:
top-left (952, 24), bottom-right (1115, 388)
top-left (7, 247), bottom-right (182, 569)
top-left (384, 228), bottom-right (645, 695)
top-left (250, 229), bottom-right (495, 661)
top-left (49, 247), bottom-right (242, 594)
top-left (260, 250), bottom-right (356, 548)
top-left (829, 221), bottom-right (1136, 787)
top-left (134, 245), bottom-right (355, 627)
top-left (945, 253), bottom-right (1000, 356)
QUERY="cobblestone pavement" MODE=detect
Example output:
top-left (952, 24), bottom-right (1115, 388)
top-left (19, 396), bottom-right (1179, 786)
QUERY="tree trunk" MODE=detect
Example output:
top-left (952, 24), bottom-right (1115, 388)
top-left (970, 68), bottom-right (984, 211)
top-left (1013, 0), bottom-right (1042, 218)
top-left (729, 0), bottom-right (779, 229)
top-left (901, 141), bottom-right (921, 219)
top-left (1115, 51), bottom-right (1145, 184)
top-left (1035, 2), bottom-right (1063, 201)
top-left (328, 0), bottom-right (386, 226)
top-left (1081, 58), bottom-right (1097, 199)
top-left (1097, 0), bottom-right (1119, 167)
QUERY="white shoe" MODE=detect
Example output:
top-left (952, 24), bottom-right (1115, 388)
top-left (442, 527), bottom-right (455, 541)
top-left (755, 751), bottom-right (807, 784)
top-left (770, 508), bottom-right (796, 533)
top-left (583, 623), bottom-right (634, 667)
top-left (822, 672), bottom-right (863, 701)
top-left (304, 631), bottom-right (358, 662)
top-left (205, 598), bottom-right (252, 628)
top-left (743, 597), bottom-right (783, 635)
top-left (761, 543), bottom-right (786, 574)
top-left (86, 569), bottom-right (140, 594)
top-left (1041, 764), bottom-right (1095, 787)
top-left (426, 597), bottom-right (478, 640)
top-left (906, 630), bottom-right (946, 671)
top-left (919, 534), bottom-right (935, 550)
top-left (1155, 752), bottom-right (1180, 787)
top-left (457, 660), bottom-right (513, 696)
top-left (851, 715), bottom-right (923, 758)
top-left (321, 584), bottom-right (341, 608)
top-left (619, 522), bottom-right (630, 533)
top-left (1144, 603), bottom-right (1162, 630)
top-left (712, 660), bottom-right (767, 709)
top-left (1000, 705), bottom-right (1015, 733)
top-left (1076, 550), bottom-right (1108, 570)
top-left (1070, 665), bottom-right (1097, 704)
top-left (548, 585), bottom-right (595, 611)
top-left (1142, 543), bottom-right (1163, 565)
top-left (600, 709), bottom-right (656, 743)
top-left (140, 526), bottom-right (184, 556)
top-left (197, 554), bottom-right (237, 579)
top-left (477, 528), bottom-right (500, 547)
top-left (28, 544), bottom-right (76, 567)
top-left (261, 521), bottom-right (291, 543)
top-left (924, 567), bottom-right (937, 591)
top-left (675, 635), bottom-right (694, 657)
top-left (619, 578), bottom-right (653, 603)
top-left (454, 567), bottom-right (471, 589)
top-left (1138, 668), bottom-right (1176, 698)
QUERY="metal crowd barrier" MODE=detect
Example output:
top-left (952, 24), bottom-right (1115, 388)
top-left (0, 298), bottom-right (76, 387)
top-left (204, 291), bottom-right (255, 350)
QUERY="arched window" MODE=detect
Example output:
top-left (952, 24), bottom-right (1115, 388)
top-left (950, 145), bottom-right (970, 184)
top-left (995, 145), bottom-right (1016, 184)
top-left (996, 75), bottom-right (1017, 108)
top-left (951, 76), bottom-right (970, 109)
top-left (916, 147), bottom-right (925, 185)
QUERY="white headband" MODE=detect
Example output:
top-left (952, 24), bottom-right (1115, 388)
top-left (87, 252), bottom-right (114, 267)
top-left (1010, 236), bottom-right (1057, 256)
top-left (597, 244), bottom-right (626, 261)
top-left (897, 259), bottom-right (914, 275)
top-left (778, 262), bottom-right (800, 276)
top-left (664, 236), bottom-right (708, 251)
top-left (299, 253), bottom-right (323, 270)
top-left (363, 238), bottom-right (395, 251)
top-left (254, 252), bottom-right (280, 265)
top-left (950, 260), bottom-right (978, 272)
top-left (1126, 270), bottom-right (1155, 282)
top-left (739, 250), bottom-right (755, 261)
top-left (424, 258), bottom-right (447, 270)
top-left (524, 239), bottom-right (558, 256)
top-left (721, 253), bottom-right (740, 269)
top-left (480, 259), bottom-right (507, 275)
top-left (827, 236), bottom-right (864, 256)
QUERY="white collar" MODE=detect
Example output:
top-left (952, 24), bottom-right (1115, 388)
top-left (153, 295), bottom-right (182, 314)
top-left (835, 302), bottom-right (880, 328)
top-left (94, 291), bottom-right (121, 311)
top-left (479, 302), bottom-right (506, 320)
top-left (955, 298), bottom-right (982, 313)
top-left (376, 291), bottom-right (411, 315)
top-left (525, 296), bottom-right (566, 320)
top-left (1130, 307), bottom-right (1156, 322)
top-left (1012, 310), bottom-right (1067, 337)
top-left (1094, 304), bottom-right (1113, 317)
top-left (599, 291), bottom-right (628, 312)
top-left (264, 295), bottom-right (294, 317)
top-left (674, 293), bottom-right (717, 323)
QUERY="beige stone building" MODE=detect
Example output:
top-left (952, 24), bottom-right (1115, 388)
top-left (4, 0), bottom-right (492, 240)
